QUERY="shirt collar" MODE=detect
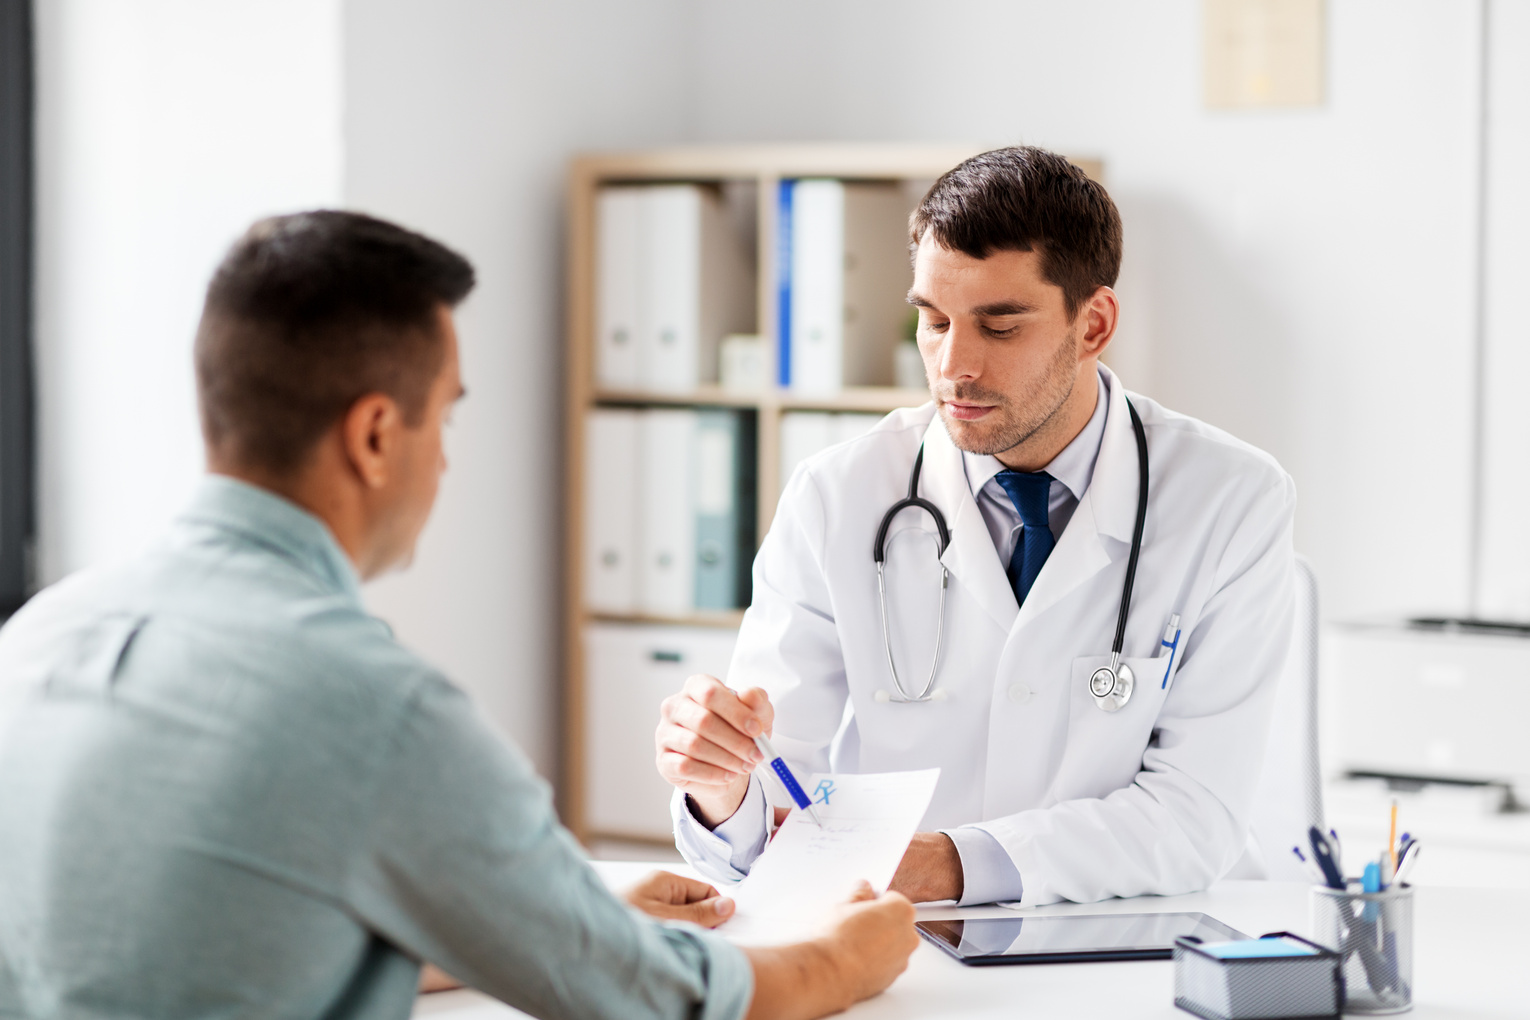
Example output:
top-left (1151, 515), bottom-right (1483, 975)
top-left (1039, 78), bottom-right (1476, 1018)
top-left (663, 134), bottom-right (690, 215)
top-left (176, 475), bottom-right (365, 606)
top-left (963, 368), bottom-right (1111, 501)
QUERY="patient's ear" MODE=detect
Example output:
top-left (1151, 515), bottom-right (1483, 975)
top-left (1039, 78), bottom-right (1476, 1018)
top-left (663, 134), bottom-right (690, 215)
top-left (340, 393), bottom-right (403, 488)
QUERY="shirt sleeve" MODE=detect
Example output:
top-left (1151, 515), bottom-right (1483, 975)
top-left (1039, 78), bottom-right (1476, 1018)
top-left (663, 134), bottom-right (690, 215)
top-left (671, 777), bottom-right (771, 883)
top-left (941, 826), bottom-right (1024, 906)
top-left (346, 677), bottom-right (752, 1020)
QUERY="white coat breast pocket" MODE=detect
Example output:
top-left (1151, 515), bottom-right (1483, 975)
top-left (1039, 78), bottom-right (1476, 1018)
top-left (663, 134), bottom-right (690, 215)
top-left (1049, 655), bottom-right (1172, 802)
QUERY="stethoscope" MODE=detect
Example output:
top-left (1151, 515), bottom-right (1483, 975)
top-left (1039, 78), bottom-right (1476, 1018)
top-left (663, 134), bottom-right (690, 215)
top-left (872, 399), bottom-right (1150, 713)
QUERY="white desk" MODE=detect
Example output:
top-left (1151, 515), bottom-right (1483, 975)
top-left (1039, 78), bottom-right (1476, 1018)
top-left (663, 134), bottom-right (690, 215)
top-left (415, 863), bottom-right (1522, 1019)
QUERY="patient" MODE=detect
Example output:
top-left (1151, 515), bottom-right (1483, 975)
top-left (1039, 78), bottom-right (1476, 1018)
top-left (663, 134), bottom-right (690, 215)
top-left (0, 211), bottom-right (915, 1019)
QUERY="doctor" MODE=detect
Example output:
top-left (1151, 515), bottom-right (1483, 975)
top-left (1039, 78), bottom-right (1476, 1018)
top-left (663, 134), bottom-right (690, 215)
top-left (655, 146), bottom-right (1296, 907)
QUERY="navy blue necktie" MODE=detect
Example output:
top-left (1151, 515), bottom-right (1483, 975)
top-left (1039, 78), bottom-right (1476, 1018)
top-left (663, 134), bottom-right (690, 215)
top-left (994, 470), bottom-right (1055, 607)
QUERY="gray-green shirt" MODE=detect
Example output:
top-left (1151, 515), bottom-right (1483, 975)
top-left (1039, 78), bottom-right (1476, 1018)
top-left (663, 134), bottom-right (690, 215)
top-left (0, 477), bottom-right (751, 1020)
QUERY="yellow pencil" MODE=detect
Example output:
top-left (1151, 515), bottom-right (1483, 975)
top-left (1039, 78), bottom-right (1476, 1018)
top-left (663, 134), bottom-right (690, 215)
top-left (1388, 799), bottom-right (1399, 876)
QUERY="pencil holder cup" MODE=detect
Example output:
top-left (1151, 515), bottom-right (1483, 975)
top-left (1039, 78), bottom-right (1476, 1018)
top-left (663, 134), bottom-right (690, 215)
top-left (1310, 884), bottom-right (1413, 1014)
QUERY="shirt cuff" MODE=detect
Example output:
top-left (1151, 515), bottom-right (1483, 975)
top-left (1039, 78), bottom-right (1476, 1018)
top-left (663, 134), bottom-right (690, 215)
top-left (671, 777), bottom-right (770, 883)
top-left (688, 930), bottom-right (755, 1020)
top-left (942, 825), bottom-right (1024, 906)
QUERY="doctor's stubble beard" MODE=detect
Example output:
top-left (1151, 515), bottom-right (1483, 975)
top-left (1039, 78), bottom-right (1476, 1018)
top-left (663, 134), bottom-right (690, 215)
top-left (934, 326), bottom-right (1082, 458)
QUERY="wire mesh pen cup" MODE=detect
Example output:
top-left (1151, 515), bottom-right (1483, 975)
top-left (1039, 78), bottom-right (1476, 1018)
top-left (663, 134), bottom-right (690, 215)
top-left (1310, 884), bottom-right (1413, 1014)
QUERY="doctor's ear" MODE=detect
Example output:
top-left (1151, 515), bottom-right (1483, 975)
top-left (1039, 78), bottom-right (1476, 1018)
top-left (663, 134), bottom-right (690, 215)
top-left (1075, 286), bottom-right (1120, 359)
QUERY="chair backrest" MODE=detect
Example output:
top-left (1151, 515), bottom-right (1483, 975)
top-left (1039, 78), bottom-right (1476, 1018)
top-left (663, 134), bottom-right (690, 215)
top-left (1231, 554), bottom-right (1326, 881)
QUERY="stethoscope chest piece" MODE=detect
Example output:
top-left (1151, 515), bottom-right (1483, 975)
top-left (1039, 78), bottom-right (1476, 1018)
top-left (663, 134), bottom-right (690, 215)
top-left (1089, 658), bottom-right (1134, 713)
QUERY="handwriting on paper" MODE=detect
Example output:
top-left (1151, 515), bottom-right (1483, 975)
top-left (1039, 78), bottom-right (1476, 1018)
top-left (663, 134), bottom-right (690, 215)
top-left (723, 769), bottom-right (940, 944)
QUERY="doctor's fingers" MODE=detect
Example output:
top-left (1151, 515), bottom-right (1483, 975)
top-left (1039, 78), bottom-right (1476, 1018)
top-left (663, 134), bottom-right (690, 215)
top-left (663, 692), bottom-right (765, 768)
top-left (680, 674), bottom-right (771, 739)
top-left (655, 717), bottom-right (757, 776)
top-left (656, 748), bottom-right (748, 787)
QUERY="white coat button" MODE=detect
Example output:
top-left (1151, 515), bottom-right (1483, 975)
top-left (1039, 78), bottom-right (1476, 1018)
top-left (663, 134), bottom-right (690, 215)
top-left (1007, 684), bottom-right (1032, 704)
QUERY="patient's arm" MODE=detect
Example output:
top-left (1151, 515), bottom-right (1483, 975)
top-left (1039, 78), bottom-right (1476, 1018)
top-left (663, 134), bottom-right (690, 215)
top-left (743, 883), bottom-right (918, 1020)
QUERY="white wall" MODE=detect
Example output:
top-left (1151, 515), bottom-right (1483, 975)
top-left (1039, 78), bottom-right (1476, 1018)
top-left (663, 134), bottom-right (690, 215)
top-left (1476, 0), bottom-right (1530, 620)
top-left (342, 0), bottom-right (694, 777)
top-left (684, 0), bottom-right (1485, 624)
top-left (34, 0), bottom-right (343, 581)
top-left (35, 0), bottom-right (1518, 794)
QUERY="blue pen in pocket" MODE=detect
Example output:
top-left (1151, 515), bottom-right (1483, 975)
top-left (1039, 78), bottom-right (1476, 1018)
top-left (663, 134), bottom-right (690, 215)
top-left (1159, 614), bottom-right (1182, 689)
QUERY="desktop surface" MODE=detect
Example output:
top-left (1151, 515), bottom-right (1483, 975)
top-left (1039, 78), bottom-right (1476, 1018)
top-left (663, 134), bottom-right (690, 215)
top-left (414, 863), bottom-right (1523, 1019)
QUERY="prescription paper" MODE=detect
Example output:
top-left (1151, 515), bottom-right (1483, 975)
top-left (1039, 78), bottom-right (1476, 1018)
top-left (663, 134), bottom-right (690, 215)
top-left (722, 768), bottom-right (940, 944)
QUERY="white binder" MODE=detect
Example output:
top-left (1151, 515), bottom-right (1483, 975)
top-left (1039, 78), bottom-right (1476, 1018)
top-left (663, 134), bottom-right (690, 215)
top-left (639, 409), bottom-right (698, 614)
top-left (594, 187), bottom-right (642, 389)
top-left (779, 411), bottom-right (883, 485)
top-left (640, 185), bottom-right (753, 392)
top-left (789, 180), bottom-right (911, 393)
top-left (582, 409), bottom-right (640, 614)
top-left (833, 412), bottom-right (883, 445)
top-left (788, 181), bottom-right (845, 395)
top-left (583, 622), bottom-right (740, 838)
top-left (779, 411), bottom-right (835, 487)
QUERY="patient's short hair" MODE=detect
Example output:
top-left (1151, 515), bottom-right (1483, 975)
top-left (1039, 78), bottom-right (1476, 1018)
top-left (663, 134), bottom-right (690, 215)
top-left (194, 210), bottom-right (475, 474)
top-left (911, 146), bottom-right (1122, 318)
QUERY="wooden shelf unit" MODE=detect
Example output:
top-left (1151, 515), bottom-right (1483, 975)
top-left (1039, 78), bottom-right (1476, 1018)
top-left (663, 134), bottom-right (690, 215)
top-left (561, 144), bottom-right (1103, 841)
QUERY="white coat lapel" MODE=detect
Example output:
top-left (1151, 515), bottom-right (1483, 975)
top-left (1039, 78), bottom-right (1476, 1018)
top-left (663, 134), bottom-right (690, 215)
top-left (1014, 367), bottom-right (1142, 629)
top-left (918, 416), bottom-right (1018, 633)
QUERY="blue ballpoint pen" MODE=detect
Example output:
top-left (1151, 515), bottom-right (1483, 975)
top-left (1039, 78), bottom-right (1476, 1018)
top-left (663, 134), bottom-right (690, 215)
top-left (1291, 845), bottom-right (1325, 885)
top-left (1307, 826), bottom-right (1346, 890)
top-left (754, 733), bottom-right (824, 827)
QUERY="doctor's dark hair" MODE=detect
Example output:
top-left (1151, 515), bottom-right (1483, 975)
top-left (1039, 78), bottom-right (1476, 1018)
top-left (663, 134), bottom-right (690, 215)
top-left (911, 146), bottom-right (1122, 318)
top-left (194, 210), bottom-right (475, 475)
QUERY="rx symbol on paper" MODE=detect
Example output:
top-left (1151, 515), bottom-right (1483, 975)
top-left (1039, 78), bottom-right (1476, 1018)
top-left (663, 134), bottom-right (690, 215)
top-left (813, 779), bottom-right (836, 805)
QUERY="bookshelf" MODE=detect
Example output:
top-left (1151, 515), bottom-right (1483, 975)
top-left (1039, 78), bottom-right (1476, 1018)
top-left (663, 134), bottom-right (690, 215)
top-left (561, 144), bottom-right (1101, 843)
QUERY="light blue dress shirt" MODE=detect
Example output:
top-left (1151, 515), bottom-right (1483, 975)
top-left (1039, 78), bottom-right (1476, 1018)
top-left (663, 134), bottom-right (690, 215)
top-left (675, 370), bottom-right (1111, 906)
top-left (0, 477), bottom-right (751, 1020)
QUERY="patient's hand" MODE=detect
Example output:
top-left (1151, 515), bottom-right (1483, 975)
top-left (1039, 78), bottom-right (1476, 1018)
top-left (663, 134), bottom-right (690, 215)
top-left (418, 964), bottom-right (461, 993)
top-left (623, 869), bottom-right (735, 928)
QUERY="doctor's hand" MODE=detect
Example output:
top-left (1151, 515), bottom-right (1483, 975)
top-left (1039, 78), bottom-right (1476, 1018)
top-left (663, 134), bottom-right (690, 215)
top-left (622, 869), bottom-right (736, 928)
top-left (656, 674), bottom-right (773, 828)
top-left (889, 832), bottom-right (964, 903)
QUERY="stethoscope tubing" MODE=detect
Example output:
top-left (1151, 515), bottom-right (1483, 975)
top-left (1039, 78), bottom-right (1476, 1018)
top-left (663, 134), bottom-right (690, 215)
top-left (874, 398), bottom-right (1148, 705)
top-left (1107, 399), bottom-right (1150, 673)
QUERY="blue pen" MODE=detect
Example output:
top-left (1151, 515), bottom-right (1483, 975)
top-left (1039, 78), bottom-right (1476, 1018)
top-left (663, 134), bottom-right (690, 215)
top-left (1160, 615), bottom-right (1182, 689)
top-left (754, 734), bottom-right (824, 827)
top-left (1291, 845), bottom-right (1325, 885)
top-left (1308, 826), bottom-right (1346, 890)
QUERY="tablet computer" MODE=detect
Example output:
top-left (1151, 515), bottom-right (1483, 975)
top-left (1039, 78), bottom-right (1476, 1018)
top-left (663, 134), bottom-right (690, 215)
top-left (916, 912), bottom-right (1247, 965)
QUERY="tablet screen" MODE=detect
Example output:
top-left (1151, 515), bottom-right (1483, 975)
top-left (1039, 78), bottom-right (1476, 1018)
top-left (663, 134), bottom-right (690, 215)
top-left (917, 912), bottom-right (1247, 965)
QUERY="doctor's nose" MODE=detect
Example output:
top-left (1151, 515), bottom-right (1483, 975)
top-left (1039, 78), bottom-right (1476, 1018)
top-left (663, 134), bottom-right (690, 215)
top-left (935, 323), bottom-right (985, 384)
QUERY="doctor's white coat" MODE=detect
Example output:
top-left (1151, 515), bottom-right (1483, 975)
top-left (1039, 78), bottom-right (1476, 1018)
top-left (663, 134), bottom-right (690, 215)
top-left (703, 367), bottom-right (1296, 906)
